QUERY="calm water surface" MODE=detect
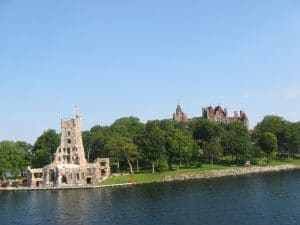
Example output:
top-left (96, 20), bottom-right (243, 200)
top-left (1, 170), bottom-right (300, 225)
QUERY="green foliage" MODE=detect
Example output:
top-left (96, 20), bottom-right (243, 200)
top-left (252, 145), bottom-right (264, 159)
top-left (136, 121), bottom-right (166, 173)
top-left (259, 132), bottom-right (278, 155)
top-left (192, 119), bottom-right (217, 143)
top-left (203, 137), bottom-right (222, 166)
top-left (110, 116), bottom-right (144, 138)
top-left (0, 141), bottom-right (31, 180)
top-left (31, 149), bottom-right (51, 168)
top-left (31, 129), bottom-right (60, 167)
top-left (254, 115), bottom-right (288, 152)
top-left (105, 135), bottom-right (139, 174)
top-left (222, 121), bottom-right (252, 164)
top-left (155, 158), bottom-right (168, 172)
top-left (82, 126), bottom-right (111, 162)
top-left (5, 112), bottom-right (300, 176)
top-left (166, 130), bottom-right (195, 167)
top-left (286, 122), bottom-right (300, 158)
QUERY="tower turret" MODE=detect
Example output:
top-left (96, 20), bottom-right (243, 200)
top-left (54, 114), bottom-right (87, 166)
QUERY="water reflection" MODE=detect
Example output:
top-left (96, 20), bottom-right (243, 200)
top-left (1, 170), bottom-right (300, 225)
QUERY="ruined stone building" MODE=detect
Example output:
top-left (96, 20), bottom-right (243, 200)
top-left (27, 114), bottom-right (110, 188)
top-left (173, 104), bottom-right (249, 128)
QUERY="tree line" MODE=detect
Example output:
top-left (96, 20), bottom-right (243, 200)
top-left (1, 115), bottom-right (300, 179)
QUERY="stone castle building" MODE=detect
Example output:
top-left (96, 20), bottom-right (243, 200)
top-left (173, 104), bottom-right (249, 127)
top-left (27, 114), bottom-right (110, 188)
top-left (173, 105), bottom-right (188, 122)
top-left (202, 106), bottom-right (249, 127)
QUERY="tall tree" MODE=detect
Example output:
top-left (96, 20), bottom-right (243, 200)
top-left (82, 126), bottom-right (111, 162)
top-left (203, 137), bottom-right (222, 167)
top-left (254, 115), bottom-right (288, 154)
top-left (31, 129), bottom-right (60, 168)
top-left (105, 135), bottom-right (139, 175)
top-left (137, 121), bottom-right (166, 173)
top-left (286, 122), bottom-right (300, 159)
top-left (0, 141), bottom-right (30, 180)
top-left (110, 117), bottom-right (144, 138)
top-left (259, 132), bottom-right (278, 160)
top-left (223, 122), bottom-right (252, 164)
top-left (110, 117), bottom-right (144, 171)
top-left (192, 119), bottom-right (220, 149)
top-left (165, 128), bottom-right (195, 170)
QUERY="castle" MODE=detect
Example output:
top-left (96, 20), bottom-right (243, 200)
top-left (27, 114), bottom-right (110, 188)
top-left (173, 104), bottom-right (249, 127)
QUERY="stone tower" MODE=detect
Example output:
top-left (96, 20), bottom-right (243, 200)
top-left (27, 113), bottom-right (111, 188)
top-left (173, 105), bottom-right (188, 122)
top-left (54, 115), bottom-right (87, 166)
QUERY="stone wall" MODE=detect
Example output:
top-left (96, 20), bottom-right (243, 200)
top-left (27, 114), bottom-right (110, 188)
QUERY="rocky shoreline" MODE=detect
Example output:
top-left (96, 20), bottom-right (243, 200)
top-left (2, 164), bottom-right (300, 191)
top-left (162, 164), bottom-right (300, 182)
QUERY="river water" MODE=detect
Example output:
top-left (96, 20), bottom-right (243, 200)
top-left (1, 170), bottom-right (300, 225)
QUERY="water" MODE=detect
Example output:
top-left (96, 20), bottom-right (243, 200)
top-left (1, 170), bottom-right (300, 225)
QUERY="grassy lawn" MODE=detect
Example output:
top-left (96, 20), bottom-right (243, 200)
top-left (100, 157), bottom-right (300, 186)
top-left (259, 158), bottom-right (300, 166)
top-left (100, 164), bottom-right (229, 186)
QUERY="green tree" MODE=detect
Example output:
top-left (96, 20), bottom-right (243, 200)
top-left (0, 141), bottom-right (30, 180)
top-left (165, 128), bottom-right (195, 170)
top-left (254, 115), bottom-right (288, 154)
top-left (223, 122), bottom-right (252, 164)
top-left (137, 121), bottom-right (166, 173)
top-left (192, 119), bottom-right (217, 144)
top-left (286, 122), bottom-right (300, 159)
top-left (110, 117), bottom-right (145, 171)
top-left (105, 135), bottom-right (139, 175)
top-left (82, 126), bottom-right (111, 162)
top-left (259, 132), bottom-right (278, 160)
top-left (31, 129), bottom-right (60, 168)
top-left (31, 149), bottom-right (51, 168)
top-left (203, 138), bottom-right (222, 167)
top-left (110, 117), bottom-right (144, 138)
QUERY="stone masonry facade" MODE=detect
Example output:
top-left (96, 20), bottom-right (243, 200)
top-left (27, 114), bottom-right (110, 188)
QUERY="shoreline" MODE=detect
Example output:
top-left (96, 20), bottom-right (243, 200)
top-left (162, 164), bottom-right (300, 182)
top-left (1, 164), bottom-right (300, 191)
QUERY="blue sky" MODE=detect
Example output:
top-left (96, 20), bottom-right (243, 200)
top-left (0, 1), bottom-right (300, 143)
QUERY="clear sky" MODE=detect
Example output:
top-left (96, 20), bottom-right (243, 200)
top-left (0, 1), bottom-right (300, 143)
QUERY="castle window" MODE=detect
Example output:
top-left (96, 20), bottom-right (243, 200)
top-left (76, 174), bottom-right (80, 180)
top-left (67, 139), bottom-right (71, 144)
top-left (67, 131), bottom-right (71, 136)
top-left (34, 173), bottom-right (43, 178)
top-left (59, 148), bottom-right (61, 153)
top-left (67, 148), bottom-right (70, 154)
